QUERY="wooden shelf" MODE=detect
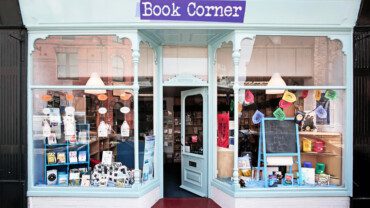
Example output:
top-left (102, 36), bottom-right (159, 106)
top-left (299, 131), bottom-right (341, 136)
top-left (301, 151), bottom-right (340, 157)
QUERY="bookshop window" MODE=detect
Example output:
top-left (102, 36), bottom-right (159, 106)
top-left (31, 36), bottom-right (156, 188)
top-left (32, 89), bottom-right (138, 187)
top-left (33, 36), bottom-right (134, 86)
top-left (222, 36), bottom-right (346, 189)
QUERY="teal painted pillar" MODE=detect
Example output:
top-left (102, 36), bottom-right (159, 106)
top-left (132, 49), bottom-right (141, 185)
top-left (232, 49), bottom-right (241, 189)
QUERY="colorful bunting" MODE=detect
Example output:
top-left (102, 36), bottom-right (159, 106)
top-left (324, 90), bottom-right (337, 100)
top-left (279, 99), bottom-right (293, 109)
top-left (282, 91), bottom-right (297, 103)
top-left (245, 90), bottom-right (255, 104)
top-left (273, 108), bottom-right (286, 121)
top-left (252, 110), bottom-right (264, 124)
top-left (315, 90), bottom-right (322, 101)
top-left (315, 105), bottom-right (327, 119)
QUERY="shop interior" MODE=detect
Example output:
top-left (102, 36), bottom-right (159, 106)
top-left (162, 87), bottom-right (203, 198)
top-left (215, 36), bottom-right (345, 188)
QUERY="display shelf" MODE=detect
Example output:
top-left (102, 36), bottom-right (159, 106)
top-left (301, 151), bottom-right (340, 157)
top-left (299, 131), bottom-right (342, 185)
top-left (44, 124), bottom-right (90, 186)
top-left (46, 143), bottom-right (68, 147)
top-left (299, 131), bottom-right (341, 136)
top-left (46, 163), bottom-right (68, 167)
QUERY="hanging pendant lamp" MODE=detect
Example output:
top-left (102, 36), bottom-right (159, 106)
top-left (84, 72), bottom-right (107, 95)
top-left (266, 73), bottom-right (286, 94)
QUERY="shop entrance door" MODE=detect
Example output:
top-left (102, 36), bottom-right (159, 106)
top-left (180, 88), bottom-right (208, 197)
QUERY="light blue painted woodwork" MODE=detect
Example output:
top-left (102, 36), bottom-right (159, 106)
top-left (26, 30), bottom-right (354, 198)
top-left (22, 0), bottom-right (357, 196)
top-left (180, 88), bottom-right (209, 197)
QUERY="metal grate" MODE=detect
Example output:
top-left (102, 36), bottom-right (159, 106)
top-left (353, 29), bottom-right (370, 201)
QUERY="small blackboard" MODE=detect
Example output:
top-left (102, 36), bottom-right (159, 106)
top-left (264, 120), bottom-right (298, 153)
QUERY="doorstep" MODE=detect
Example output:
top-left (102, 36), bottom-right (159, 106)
top-left (152, 198), bottom-right (221, 208)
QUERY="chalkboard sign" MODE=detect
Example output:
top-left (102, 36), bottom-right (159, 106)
top-left (264, 120), bottom-right (298, 153)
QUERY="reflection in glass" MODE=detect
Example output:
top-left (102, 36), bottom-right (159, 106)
top-left (33, 36), bottom-right (133, 86)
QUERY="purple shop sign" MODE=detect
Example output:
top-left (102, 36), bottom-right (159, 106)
top-left (140, 0), bottom-right (246, 23)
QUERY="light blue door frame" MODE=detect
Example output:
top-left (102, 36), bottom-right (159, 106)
top-left (180, 88), bottom-right (208, 197)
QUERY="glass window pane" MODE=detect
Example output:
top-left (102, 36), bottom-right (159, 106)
top-left (32, 89), bottom-right (142, 188)
top-left (235, 89), bottom-right (345, 188)
top-left (239, 36), bottom-right (346, 86)
top-left (163, 46), bottom-right (208, 83)
top-left (184, 95), bottom-right (204, 155)
top-left (33, 36), bottom-right (133, 85)
top-left (216, 42), bottom-right (233, 88)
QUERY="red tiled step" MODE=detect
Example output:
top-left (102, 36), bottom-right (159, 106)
top-left (152, 198), bottom-right (221, 208)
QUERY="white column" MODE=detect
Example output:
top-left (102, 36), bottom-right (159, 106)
top-left (232, 50), bottom-right (241, 188)
top-left (132, 49), bottom-right (141, 185)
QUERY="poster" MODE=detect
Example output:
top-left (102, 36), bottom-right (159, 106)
top-left (142, 135), bottom-right (155, 183)
top-left (217, 112), bottom-right (229, 148)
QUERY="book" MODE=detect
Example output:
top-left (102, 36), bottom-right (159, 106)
top-left (78, 151), bottom-right (87, 162)
top-left (102, 151), bottom-right (113, 165)
top-left (47, 169), bottom-right (58, 185)
top-left (81, 174), bottom-right (91, 187)
top-left (47, 152), bottom-right (56, 164)
top-left (47, 133), bottom-right (57, 145)
top-left (58, 172), bottom-right (68, 186)
top-left (78, 131), bottom-right (88, 144)
top-left (69, 169), bottom-right (81, 186)
top-left (69, 151), bottom-right (78, 163)
top-left (57, 152), bottom-right (66, 163)
top-left (284, 173), bottom-right (294, 186)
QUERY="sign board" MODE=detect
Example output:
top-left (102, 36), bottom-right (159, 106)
top-left (140, 0), bottom-right (246, 23)
top-left (264, 120), bottom-right (298, 153)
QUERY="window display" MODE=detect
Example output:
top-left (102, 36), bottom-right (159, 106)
top-left (31, 36), bottom-right (156, 189)
top-left (215, 36), bottom-right (346, 190)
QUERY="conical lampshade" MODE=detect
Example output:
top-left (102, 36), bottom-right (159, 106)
top-left (266, 73), bottom-right (286, 94)
top-left (84, 72), bottom-right (107, 95)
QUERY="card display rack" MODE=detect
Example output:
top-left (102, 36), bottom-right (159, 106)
top-left (299, 131), bottom-right (342, 185)
top-left (44, 124), bottom-right (90, 186)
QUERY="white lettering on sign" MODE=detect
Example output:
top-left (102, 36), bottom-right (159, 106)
top-left (142, 2), bottom-right (181, 17)
top-left (187, 2), bottom-right (242, 18)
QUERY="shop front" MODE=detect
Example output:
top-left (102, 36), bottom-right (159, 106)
top-left (19, 0), bottom-right (360, 207)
